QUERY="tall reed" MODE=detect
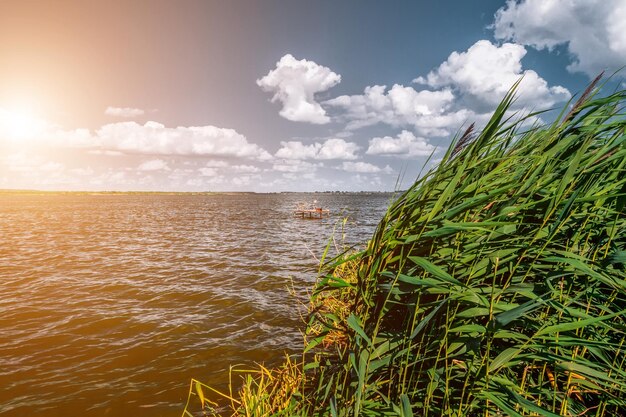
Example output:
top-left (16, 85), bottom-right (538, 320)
top-left (184, 77), bottom-right (626, 416)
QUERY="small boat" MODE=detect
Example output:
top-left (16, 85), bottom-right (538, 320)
top-left (293, 201), bottom-right (329, 219)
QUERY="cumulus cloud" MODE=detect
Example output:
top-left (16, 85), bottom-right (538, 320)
top-left (96, 121), bottom-right (272, 160)
top-left (325, 84), bottom-right (472, 136)
top-left (493, 0), bottom-right (626, 77)
top-left (367, 130), bottom-right (436, 157)
top-left (0, 108), bottom-right (283, 190)
top-left (138, 159), bottom-right (170, 171)
top-left (341, 161), bottom-right (392, 173)
top-left (257, 54), bottom-right (341, 124)
top-left (0, 115), bottom-right (272, 161)
top-left (414, 40), bottom-right (571, 110)
top-left (275, 138), bottom-right (359, 160)
top-left (326, 40), bottom-right (570, 136)
top-left (105, 106), bottom-right (145, 118)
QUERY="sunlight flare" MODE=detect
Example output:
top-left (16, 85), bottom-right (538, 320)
top-left (0, 107), bottom-right (48, 142)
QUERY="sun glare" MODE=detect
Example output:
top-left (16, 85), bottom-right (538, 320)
top-left (0, 107), bottom-right (47, 142)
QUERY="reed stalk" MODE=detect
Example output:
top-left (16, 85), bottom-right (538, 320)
top-left (184, 76), bottom-right (626, 416)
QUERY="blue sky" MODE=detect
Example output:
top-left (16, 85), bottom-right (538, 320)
top-left (0, 0), bottom-right (623, 191)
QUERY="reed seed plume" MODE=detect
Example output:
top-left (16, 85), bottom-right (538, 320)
top-left (452, 122), bottom-right (476, 157)
top-left (563, 71), bottom-right (605, 122)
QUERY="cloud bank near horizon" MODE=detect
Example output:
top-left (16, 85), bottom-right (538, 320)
top-left (2, 0), bottom-right (623, 192)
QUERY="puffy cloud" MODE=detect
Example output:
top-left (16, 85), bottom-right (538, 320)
top-left (341, 161), bottom-right (391, 173)
top-left (326, 40), bottom-right (569, 137)
top-left (367, 130), bottom-right (436, 157)
top-left (105, 106), bottom-right (145, 118)
top-left (325, 84), bottom-right (472, 136)
top-left (257, 54), bottom-right (341, 124)
top-left (0, 112), bottom-right (272, 161)
top-left (274, 141), bottom-right (317, 160)
top-left (275, 138), bottom-right (359, 160)
top-left (493, 0), bottom-right (626, 76)
top-left (316, 139), bottom-right (359, 160)
top-left (414, 40), bottom-right (571, 110)
top-left (138, 159), bottom-right (170, 171)
top-left (96, 121), bottom-right (272, 160)
top-left (0, 107), bottom-right (282, 190)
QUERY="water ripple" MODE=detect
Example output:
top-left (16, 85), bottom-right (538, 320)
top-left (0, 192), bottom-right (391, 416)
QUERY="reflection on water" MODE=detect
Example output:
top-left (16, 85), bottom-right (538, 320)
top-left (0, 192), bottom-right (392, 416)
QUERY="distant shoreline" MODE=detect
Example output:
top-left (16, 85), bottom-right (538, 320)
top-left (0, 189), bottom-right (399, 196)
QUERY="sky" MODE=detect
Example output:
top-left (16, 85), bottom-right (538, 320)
top-left (0, 0), bottom-right (624, 192)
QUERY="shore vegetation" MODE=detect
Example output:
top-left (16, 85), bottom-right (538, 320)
top-left (184, 75), bottom-right (626, 416)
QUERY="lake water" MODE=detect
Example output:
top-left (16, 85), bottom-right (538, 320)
top-left (0, 192), bottom-right (393, 416)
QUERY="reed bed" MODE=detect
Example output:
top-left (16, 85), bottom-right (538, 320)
top-left (183, 77), bottom-right (626, 416)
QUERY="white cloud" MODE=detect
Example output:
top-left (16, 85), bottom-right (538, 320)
top-left (198, 162), bottom-right (261, 174)
top-left (275, 138), bottom-right (359, 160)
top-left (96, 121), bottom-right (272, 160)
top-left (199, 167), bottom-right (218, 176)
top-left (367, 130), bottom-right (436, 157)
top-left (325, 84), bottom-right (472, 136)
top-left (414, 40), bottom-right (571, 110)
top-left (274, 141), bottom-right (318, 160)
top-left (232, 174), bottom-right (261, 187)
top-left (493, 0), bottom-right (626, 77)
top-left (257, 54), bottom-right (341, 124)
top-left (204, 160), bottom-right (230, 168)
top-left (0, 109), bottom-right (272, 163)
top-left (105, 106), bottom-right (145, 118)
top-left (341, 161), bottom-right (390, 173)
top-left (230, 164), bottom-right (261, 173)
top-left (0, 108), bottom-right (284, 190)
top-left (316, 138), bottom-right (360, 160)
top-left (138, 159), bottom-right (170, 171)
top-left (272, 160), bottom-right (321, 173)
top-left (325, 40), bottom-right (570, 138)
